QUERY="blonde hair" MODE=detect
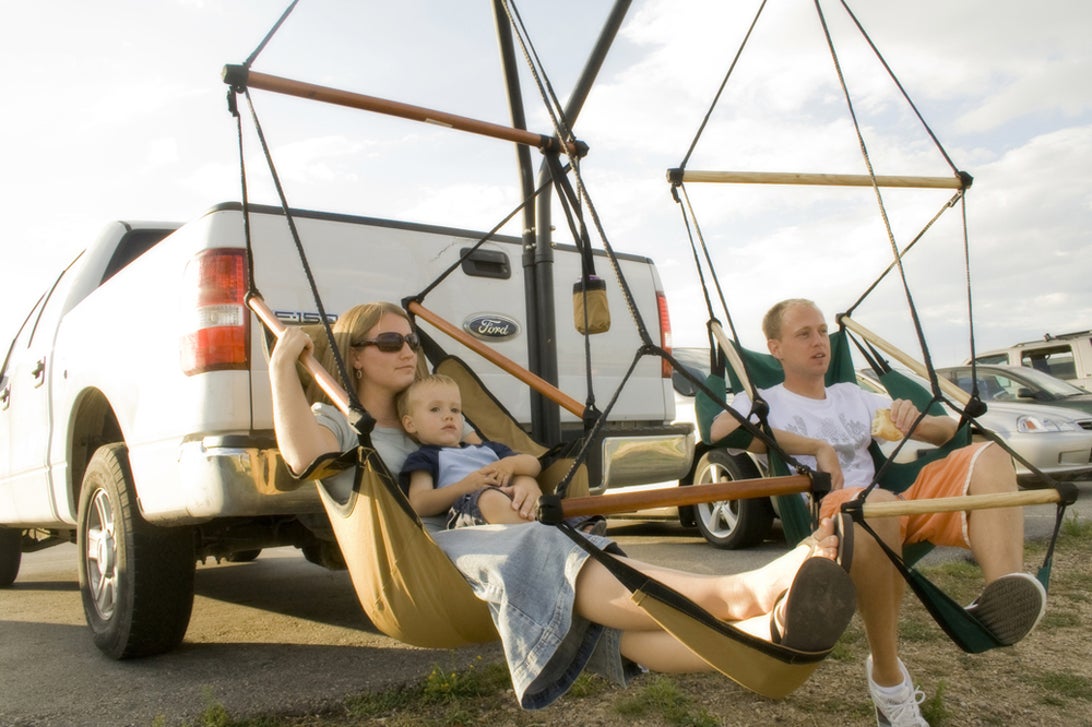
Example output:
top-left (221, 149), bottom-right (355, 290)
top-left (396, 373), bottom-right (459, 420)
top-left (300, 302), bottom-right (428, 404)
top-left (762, 298), bottom-right (820, 340)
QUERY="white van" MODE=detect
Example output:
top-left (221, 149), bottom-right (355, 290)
top-left (969, 331), bottom-right (1092, 392)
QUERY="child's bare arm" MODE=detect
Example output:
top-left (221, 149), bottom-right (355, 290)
top-left (407, 469), bottom-right (492, 516)
top-left (483, 453), bottom-right (541, 486)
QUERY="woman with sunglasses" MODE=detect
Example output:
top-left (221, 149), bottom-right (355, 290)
top-left (269, 301), bottom-right (855, 710)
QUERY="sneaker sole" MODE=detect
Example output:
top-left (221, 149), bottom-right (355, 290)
top-left (967, 572), bottom-right (1046, 645)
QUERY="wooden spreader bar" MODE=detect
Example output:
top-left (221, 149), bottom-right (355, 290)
top-left (223, 64), bottom-right (582, 156)
top-left (859, 489), bottom-right (1065, 519)
top-left (667, 168), bottom-right (969, 190)
top-left (407, 300), bottom-right (586, 418)
top-left (543, 474), bottom-right (814, 520)
top-left (248, 294), bottom-right (356, 416)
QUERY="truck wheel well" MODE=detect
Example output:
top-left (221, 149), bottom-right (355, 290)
top-left (69, 390), bottom-right (123, 516)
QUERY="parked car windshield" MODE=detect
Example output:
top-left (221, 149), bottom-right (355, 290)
top-left (939, 365), bottom-right (1088, 401)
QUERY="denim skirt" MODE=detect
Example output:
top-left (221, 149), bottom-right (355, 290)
top-left (433, 522), bottom-right (632, 709)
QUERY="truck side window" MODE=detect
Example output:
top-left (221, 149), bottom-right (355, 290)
top-left (974, 354), bottom-right (1008, 366)
top-left (1023, 346), bottom-right (1076, 381)
top-left (101, 229), bottom-right (174, 285)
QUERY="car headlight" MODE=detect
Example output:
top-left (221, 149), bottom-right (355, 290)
top-left (1016, 415), bottom-right (1079, 433)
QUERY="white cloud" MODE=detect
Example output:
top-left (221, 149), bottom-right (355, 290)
top-left (2, 0), bottom-right (1091, 369)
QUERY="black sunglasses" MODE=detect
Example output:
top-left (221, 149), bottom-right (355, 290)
top-left (351, 332), bottom-right (421, 353)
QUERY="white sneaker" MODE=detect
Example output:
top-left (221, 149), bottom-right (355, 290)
top-left (966, 572), bottom-right (1046, 645)
top-left (866, 655), bottom-right (928, 727)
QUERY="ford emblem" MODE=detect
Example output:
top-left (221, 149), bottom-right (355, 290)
top-left (463, 313), bottom-right (520, 341)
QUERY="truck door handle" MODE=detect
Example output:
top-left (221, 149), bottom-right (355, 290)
top-left (31, 357), bottom-right (46, 387)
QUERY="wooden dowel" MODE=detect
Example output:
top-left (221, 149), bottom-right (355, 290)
top-left (839, 316), bottom-right (971, 405)
top-left (556, 474), bottom-right (813, 518)
top-left (670, 169), bottom-right (966, 190)
top-left (407, 301), bottom-right (586, 418)
top-left (710, 322), bottom-right (752, 393)
top-left (225, 65), bottom-right (573, 155)
top-left (860, 489), bottom-right (1062, 519)
top-left (248, 295), bottom-right (354, 416)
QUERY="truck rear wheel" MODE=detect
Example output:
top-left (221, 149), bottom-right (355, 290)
top-left (77, 443), bottom-right (195, 658)
top-left (693, 449), bottom-right (774, 549)
top-left (0, 527), bottom-right (21, 586)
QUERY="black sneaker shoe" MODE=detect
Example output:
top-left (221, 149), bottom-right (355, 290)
top-left (966, 572), bottom-right (1046, 645)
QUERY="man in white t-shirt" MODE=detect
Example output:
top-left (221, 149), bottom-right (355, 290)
top-left (710, 298), bottom-right (1046, 727)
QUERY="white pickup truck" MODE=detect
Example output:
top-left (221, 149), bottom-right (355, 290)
top-left (0, 202), bottom-right (692, 658)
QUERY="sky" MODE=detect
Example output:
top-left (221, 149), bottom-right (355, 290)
top-left (2, 0), bottom-right (1090, 368)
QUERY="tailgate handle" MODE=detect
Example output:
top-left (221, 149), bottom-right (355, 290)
top-left (460, 247), bottom-right (510, 280)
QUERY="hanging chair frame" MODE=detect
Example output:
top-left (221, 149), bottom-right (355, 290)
top-left (221, 0), bottom-right (879, 696)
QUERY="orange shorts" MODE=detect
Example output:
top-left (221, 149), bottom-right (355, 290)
top-left (819, 442), bottom-right (995, 549)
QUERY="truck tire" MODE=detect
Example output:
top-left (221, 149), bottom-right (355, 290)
top-left (693, 448), bottom-right (774, 549)
top-left (0, 527), bottom-right (21, 587)
top-left (77, 443), bottom-right (195, 659)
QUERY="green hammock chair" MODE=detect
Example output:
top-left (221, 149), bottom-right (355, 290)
top-left (693, 320), bottom-right (1071, 654)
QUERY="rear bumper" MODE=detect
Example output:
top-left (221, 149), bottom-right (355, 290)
top-left (152, 425), bottom-right (697, 520)
top-left (159, 435), bottom-right (323, 523)
top-left (596, 423), bottom-right (695, 494)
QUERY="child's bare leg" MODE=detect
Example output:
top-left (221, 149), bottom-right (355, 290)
top-left (477, 487), bottom-right (527, 524)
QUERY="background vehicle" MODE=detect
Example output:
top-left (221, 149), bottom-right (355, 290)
top-left (969, 331), bottom-right (1092, 392)
top-left (859, 368), bottom-right (1092, 486)
top-left (668, 347), bottom-right (781, 549)
top-left (937, 364), bottom-right (1092, 417)
top-left (0, 204), bottom-right (690, 658)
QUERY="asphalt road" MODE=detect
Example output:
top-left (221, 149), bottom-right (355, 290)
top-left (1, 482), bottom-right (1087, 727)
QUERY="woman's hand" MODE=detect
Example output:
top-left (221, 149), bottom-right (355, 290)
top-left (271, 326), bottom-right (313, 370)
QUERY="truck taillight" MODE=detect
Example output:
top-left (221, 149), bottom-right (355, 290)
top-left (180, 249), bottom-right (249, 375)
top-left (657, 290), bottom-right (673, 378)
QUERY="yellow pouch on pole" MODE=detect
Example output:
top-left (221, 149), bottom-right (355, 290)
top-left (573, 276), bottom-right (610, 334)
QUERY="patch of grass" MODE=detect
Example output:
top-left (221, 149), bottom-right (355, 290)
top-left (1032, 670), bottom-right (1092, 705)
top-left (340, 657), bottom-right (511, 724)
top-left (612, 675), bottom-right (718, 727)
top-left (420, 658), bottom-right (510, 702)
top-left (1061, 512), bottom-right (1091, 540)
top-left (565, 671), bottom-right (613, 699)
top-left (920, 680), bottom-right (952, 725)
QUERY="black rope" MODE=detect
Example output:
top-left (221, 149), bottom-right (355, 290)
top-left (238, 88), bottom-right (365, 420)
top-left (228, 79), bottom-right (257, 297)
top-left (837, 0), bottom-right (961, 176)
top-left (244, 0), bottom-right (301, 70)
top-left (844, 189), bottom-right (965, 316)
top-left (813, 0), bottom-right (945, 402)
top-left (411, 167), bottom-right (565, 303)
top-left (677, 0), bottom-right (769, 171)
top-left (498, 0), bottom-right (654, 350)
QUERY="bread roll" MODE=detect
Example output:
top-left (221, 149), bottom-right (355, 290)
top-left (871, 408), bottom-right (903, 441)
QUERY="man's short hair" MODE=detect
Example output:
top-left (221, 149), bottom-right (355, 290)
top-left (762, 298), bottom-right (820, 340)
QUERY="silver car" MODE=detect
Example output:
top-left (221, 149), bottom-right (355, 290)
top-left (857, 368), bottom-right (1092, 486)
